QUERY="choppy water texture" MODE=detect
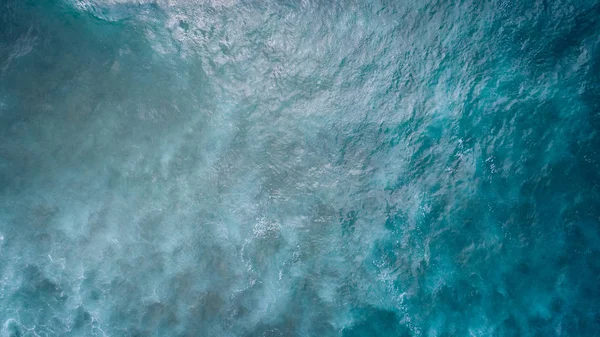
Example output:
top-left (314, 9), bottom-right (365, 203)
top-left (1, 0), bottom-right (600, 336)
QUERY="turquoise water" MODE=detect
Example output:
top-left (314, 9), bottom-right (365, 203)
top-left (1, 0), bottom-right (599, 336)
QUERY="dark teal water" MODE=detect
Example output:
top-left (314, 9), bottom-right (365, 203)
top-left (1, 0), bottom-right (600, 336)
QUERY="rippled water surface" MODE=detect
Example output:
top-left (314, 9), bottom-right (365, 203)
top-left (1, 0), bottom-right (600, 336)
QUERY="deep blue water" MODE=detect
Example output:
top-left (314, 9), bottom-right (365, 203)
top-left (1, 0), bottom-right (600, 336)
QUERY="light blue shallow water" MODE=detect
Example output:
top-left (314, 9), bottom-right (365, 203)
top-left (1, 0), bottom-right (600, 336)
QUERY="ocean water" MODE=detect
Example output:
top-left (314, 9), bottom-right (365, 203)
top-left (1, 0), bottom-right (599, 336)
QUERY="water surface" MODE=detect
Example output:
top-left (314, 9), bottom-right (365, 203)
top-left (1, 0), bottom-right (599, 336)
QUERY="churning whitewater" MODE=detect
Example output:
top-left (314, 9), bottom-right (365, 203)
top-left (1, 0), bottom-right (599, 336)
